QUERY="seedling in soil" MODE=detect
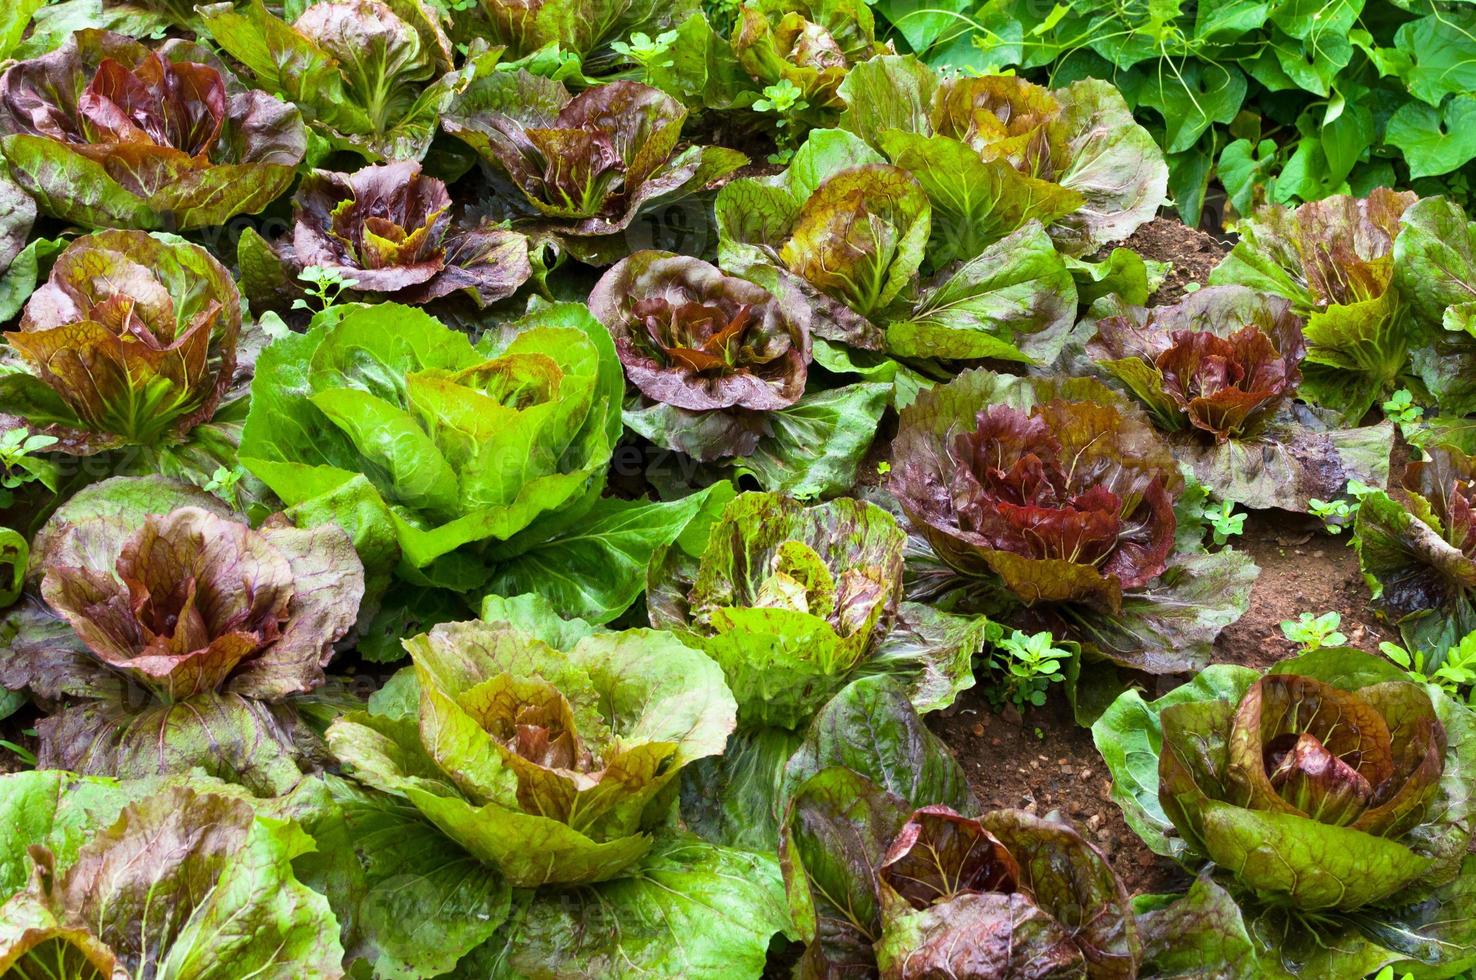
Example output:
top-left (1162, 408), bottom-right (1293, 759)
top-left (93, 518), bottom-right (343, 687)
top-left (986, 629), bottom-right (1071, 711)
top-left (1279, 611), bottom-right (1347, 653)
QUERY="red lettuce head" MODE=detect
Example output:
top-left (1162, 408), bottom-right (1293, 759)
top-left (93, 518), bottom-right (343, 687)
top-left (1090, 287), bottom-right (1306, 442)
top-left (589, 250), bottom-right (810, 413)
top-left (891, 372), bottom-right (1180, 610)
top-left (442, 72), bottom-right (745, 263)
top-left (278, 161), bottom-right (531, 306)
top-left (1, 229), bottom-right (241, 455)
top-left (40, 506), bottom-right (363, 701)
top-left (1355, 444), bottom-right (1476, 645)
top-left (0, 30), bottom-right (305, 229)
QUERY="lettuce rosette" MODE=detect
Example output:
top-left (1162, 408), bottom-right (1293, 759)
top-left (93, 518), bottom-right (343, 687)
top-left (1392, 195), bottom-right (1476, 414)
top-left (1094, 648), bottom-right (1476, 977)
top-left (778, 676), bottom-right (1141, 977)
top-left (326, 615), bottom-right (737, 886)
top-left (1089, 285), bottom-right (1393, 511)
top-left (0, 29), bottom-right (305, 229)
top-left (590, 249), bottom-right (890, 494)
top-left (0, 476), bottom-right (363, 793)
top-left (239, 160), bottom-right (533, 312)
top-left (1355, 444), bottom-right (1476, 660)
top-left (715, 128), bottom-right (1075, 364)
top-left (733, 0), bottom-right (888, 109)
top-left (835, 56), bottom-right (1166, 262)
top-left (444, 72), bottom-right (747, 264)
top-left (0, 229), bottom-right (244, 462)
top-left (890, 369), bottom-right (1255, 675)
top-left (239, 301), bottom-right (718, 622)
top-left (0, 772), bottom-right (343, 978)
top-left (647, 491), bottom-right (987, 848)
top-left (198, 0), bottom-right (457, 161)
top-left (1209, 188), bottom-right (1418, 423)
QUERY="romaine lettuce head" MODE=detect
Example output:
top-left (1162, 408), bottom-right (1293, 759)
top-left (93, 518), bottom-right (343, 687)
top-left (474, 0), bottom-right (695, 62)
top-left (0, 229), bottom-right (241, 455)
top-left (0, 774), bottom-right (343, 979)
top-left (716, 129), bottom-right (1077, 362)
top-left (251, 160), bottom-right (532, 308)
top-left (0, 29), bottom-right (305, 229)
top-left (648, 491), bottom-right (905, 728)
top-left (590, 249), bottom-right (810, 417)
top-left (1089, 286), bottom-right (1395, 514)
top-left (198, 0), bottom-right (456, 162)
top-left (1152, 655), bottom-right (1459, 912)
top-left (777, 681), bottom-right (1139, 979)
top-left (1209, 188), bottom-right (1418, 423)
top-left (890, 370), bottom-right (1180, 612)
top-left (1356, 445), bottom-right (1476, 656)
top-left (1090, 286), bottom-right (1304, 442)
top-left (836, 58), bottom-right (1165, 259)
top-left (326, 617), bottom-right (736, 886)
top-left (732, 0), bottom-right (889, 111)
top-left (239, 301), bottom-right (623, 579)
top-left (443, 72), bottom-right (747, 263)
top-left (0, 476), bottom-right (363, 792)
top-left (870, 807), bottom-right (1139, 979)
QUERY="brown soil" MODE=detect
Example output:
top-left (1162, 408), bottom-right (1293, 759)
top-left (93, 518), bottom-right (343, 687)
top-left (1116, 217), bottom-right (1235, 305)
top-left (929, 216), bottom-right (1395, 896)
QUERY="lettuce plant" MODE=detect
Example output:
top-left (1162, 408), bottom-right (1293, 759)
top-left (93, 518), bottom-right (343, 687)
top-left (649, 491), bottom-right (983, 728)
top-left (326, 615), bottom-right (736, 886)
top-left (1209, 188), bottom-right (1418, 423)
top-left (779, 676), bottom-right (1141, 977)
top-left (198, 0), bottom-right (457, 161)
top-left (890, 370), bottom-right (1255, 674)
top-left (443, 71), bottom-right (747, 263)
top-left (589, 249), bottom-right (810, 457)
top-left (0, 476), bottom-right (363, 793)
top-left (0, 773), bottom-right (344, 978)
top-left (472, 0), bottom-right (694, 63)
top-left (241, 301), bottom-right (619, 578)
top-left (1094, 649), bottom-right (1476, 976)
top-left (892, 371), bottom-right (1179, 610)
top-left (835, 57), bottom-right (1166, 262)
top-left (0, 29), bottom-right (305, 229)
top-left (1090, 285), bottom-right (1393, 512)
top-left (0, 229), bottom-right (243, 458)
top-left (648, 492), bottom-right (987, 849)
top-left (1356, 445), bottom-right (1476, 659)
top-left (1392, 195), bottom-right (1476, 415)
top-left (732, 0), bottom-right (888, 116)
top-left (716, 128), bottom-right (1075, 363)
top-left (240, 161), bottom-right (533, 310)
top-left (240, 300), bottom-right (716, 622)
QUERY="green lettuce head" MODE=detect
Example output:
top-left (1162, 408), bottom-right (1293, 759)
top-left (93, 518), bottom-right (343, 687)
top-left (1095, 650), bottom-right (1476, 975)
top-left (0, 773), bottom-right (343, 979)
top-left (0, 29), bottom-right (306, 229)
top-left (648, 491), bottom-right (984, 729)
top-left (1209, 188), bottom-right (1418, 423)
top-left (716, 129), bottom-right (1076, 363)
top-left (326, 617), bottom-right (737, 886)
top-left (239, 301), bottom-right (623, 587)
top-left (836, 58), bottom-right (1166, 262)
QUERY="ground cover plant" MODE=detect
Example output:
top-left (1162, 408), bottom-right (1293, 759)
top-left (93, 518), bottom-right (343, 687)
top-left (2, 0), bottom-right (1476, 977)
